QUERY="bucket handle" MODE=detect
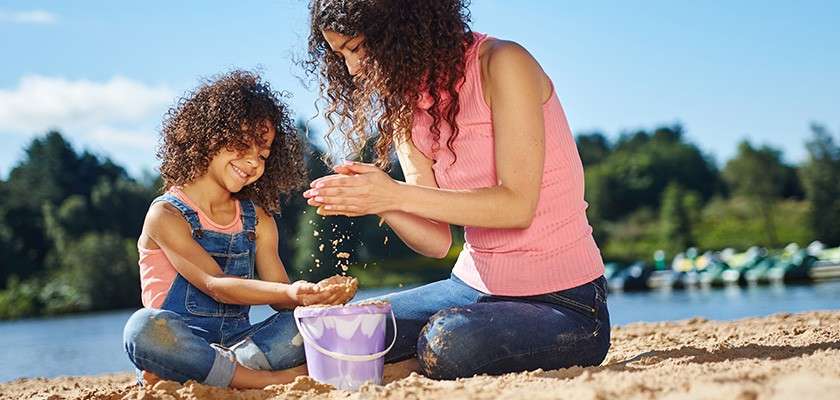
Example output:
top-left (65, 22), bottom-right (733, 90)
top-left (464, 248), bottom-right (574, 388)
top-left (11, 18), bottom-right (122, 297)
top-left (294, 309), bottom-right (398, 363)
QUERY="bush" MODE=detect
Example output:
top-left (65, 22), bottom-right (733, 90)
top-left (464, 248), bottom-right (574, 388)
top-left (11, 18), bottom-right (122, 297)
top-left (56, 232), bottom-right (141, 311)
top-left (695, 197), bottom-right (814, 251)
top-left (0, 276), bottom-right (42, 319)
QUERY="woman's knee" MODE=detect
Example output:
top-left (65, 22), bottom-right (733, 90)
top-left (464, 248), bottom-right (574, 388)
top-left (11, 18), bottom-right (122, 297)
top-left (416, 308), bottom-right (479, 380)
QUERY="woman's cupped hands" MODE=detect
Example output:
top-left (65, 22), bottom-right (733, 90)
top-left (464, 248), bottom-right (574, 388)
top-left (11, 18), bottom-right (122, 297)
top-left (303, 161), bottom-right (400, 217)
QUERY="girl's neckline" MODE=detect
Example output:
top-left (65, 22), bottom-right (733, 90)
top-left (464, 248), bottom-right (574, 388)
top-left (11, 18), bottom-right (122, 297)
top-left (171, 187), bottom-right (241, 230)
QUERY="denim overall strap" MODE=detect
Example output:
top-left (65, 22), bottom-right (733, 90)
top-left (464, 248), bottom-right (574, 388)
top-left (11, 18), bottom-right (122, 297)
top-left (239, 199), bottom-right (257, 242)
top-left (152, 193), bottom-right (203, 238)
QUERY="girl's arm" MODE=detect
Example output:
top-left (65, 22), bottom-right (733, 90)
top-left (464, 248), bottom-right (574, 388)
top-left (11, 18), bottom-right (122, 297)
top-left (144, 202), bottom-right (324, 307)
top-left (307, 41), bottom-right (548, 230)
top-left (252, 207), bottom-right (349, 310)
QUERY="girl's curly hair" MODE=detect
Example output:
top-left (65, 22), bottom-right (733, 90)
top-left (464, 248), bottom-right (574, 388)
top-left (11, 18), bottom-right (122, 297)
top-left (157, 70), bottom-right (306, 214)
top-left (304, 0), bottom-right (473, 168)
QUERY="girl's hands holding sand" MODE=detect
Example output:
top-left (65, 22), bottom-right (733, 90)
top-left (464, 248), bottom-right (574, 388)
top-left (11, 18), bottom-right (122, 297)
top-left (316, 275), bottom-right (359, 305)
top-left (290, 276), bottom-right (358, 306)
top-left (304, 162), bottom-right (400, 217)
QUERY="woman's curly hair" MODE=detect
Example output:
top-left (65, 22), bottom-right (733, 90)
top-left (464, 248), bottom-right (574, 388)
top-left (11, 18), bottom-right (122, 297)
top-left (304, 0), bottom-right (473, 168)
top-left (157, 70), bottom-right (306, 214)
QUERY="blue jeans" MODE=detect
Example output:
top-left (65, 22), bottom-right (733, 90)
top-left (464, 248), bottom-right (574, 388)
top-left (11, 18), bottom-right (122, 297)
top-left (375, 274), bottom-right (611, 379)
top-left (123, 308), bottom-right (305, 386)
top-left (125, 272), bottom-right (610, 384)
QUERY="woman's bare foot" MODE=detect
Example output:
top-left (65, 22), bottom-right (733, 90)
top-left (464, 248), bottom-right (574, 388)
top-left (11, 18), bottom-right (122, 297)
top-left (383, 358), bottom-right (420, 383)
top-left (142, 370), bottom-right (162, 386)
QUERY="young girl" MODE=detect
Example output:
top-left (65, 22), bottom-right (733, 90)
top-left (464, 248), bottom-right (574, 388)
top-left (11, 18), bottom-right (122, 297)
top-left (303, 0), bottom-right (611, 379)
top-left (123, 70), bottom-right (355, 389)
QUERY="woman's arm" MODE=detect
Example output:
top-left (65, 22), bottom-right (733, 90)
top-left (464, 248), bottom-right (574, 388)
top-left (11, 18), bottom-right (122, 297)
top-left (144, 202), bottom-right (322, 307)
top-left (307, 41), bottom-right (547, 229)
top-left (252, 207), bottom-right (349, 310)
top-left (375, 138), bottom-right (452, 258)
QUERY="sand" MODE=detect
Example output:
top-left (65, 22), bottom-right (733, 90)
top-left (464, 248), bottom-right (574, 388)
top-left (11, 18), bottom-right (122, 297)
top-left (2, 310), bottom-right (838, 400)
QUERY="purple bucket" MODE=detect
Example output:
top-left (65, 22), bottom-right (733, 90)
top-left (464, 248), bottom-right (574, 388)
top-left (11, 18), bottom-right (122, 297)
top-left (294, 302), bottom-right (396, 390)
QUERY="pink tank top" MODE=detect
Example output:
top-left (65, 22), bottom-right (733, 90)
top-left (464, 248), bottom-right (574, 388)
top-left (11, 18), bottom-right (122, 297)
top-left (137, 187), bottom-right (243, 308)
top-left (411, 32), bottom-right (604, 296)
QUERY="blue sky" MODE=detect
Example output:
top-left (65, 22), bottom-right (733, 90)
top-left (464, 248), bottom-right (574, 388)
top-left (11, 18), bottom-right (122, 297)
top-left (1, 0), bottom-right (838, 177)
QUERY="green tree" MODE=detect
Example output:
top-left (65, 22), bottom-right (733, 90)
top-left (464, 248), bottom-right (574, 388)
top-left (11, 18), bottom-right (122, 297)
top-left (659, 183), bottom-right (701, 253)
top-left (722, 141), bottom-right (788, 246)
top-left (576, 132), bottom-right (611, 167)
top-left (585, 125), bottom-right (719, 222)
top-left (88, 177), bottom-right (157, 237)
top-left (1, 131), bottom-right (130, 284)
top-left (800, 124), bottom-right (840, 245)
top-left (46, 233), bottom-right (141, 313)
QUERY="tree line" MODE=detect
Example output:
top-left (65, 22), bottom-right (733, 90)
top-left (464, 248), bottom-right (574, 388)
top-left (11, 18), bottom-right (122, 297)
top-left (0, 123), bottom-right (838, 318)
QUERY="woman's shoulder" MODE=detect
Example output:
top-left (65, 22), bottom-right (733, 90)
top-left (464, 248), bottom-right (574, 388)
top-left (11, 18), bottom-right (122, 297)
top-left (479, 37), bottom-right (551, 104)
top-left (481, 38), bottom-right (541, 75)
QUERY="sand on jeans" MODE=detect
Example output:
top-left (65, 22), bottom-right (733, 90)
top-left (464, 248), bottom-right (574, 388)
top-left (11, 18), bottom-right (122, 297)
top-left (1, 310), bottom-right (838, 400)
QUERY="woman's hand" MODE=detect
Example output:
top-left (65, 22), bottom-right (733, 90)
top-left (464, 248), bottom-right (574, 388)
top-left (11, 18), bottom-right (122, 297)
top-left (303, 162), bottom-right (401, 217)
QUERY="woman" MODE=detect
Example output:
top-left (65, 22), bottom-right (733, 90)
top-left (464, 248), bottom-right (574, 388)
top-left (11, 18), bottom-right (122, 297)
top-left (303, 0), bottom-right (610, 379)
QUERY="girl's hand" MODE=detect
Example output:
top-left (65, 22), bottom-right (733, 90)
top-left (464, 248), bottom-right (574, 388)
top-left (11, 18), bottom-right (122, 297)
top-left (289, 281), bottom-right (321, 306)
top-left (316, 275), bottom-right (359, 305)
top-left (303, 162), bottom-right (400, 217)
top-left (290, 277), bottom-right (358, 306)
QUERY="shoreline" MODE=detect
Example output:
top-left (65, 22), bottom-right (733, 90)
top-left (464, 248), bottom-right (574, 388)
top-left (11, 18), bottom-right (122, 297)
top-left (2, 310), bottom-right (838, 399)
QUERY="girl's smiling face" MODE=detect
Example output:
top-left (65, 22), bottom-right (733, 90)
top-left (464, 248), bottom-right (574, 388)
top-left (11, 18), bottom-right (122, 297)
top-left (322, 30), bottom-right (367, 76)
top-left (208, 122), bottom-right (275, 193)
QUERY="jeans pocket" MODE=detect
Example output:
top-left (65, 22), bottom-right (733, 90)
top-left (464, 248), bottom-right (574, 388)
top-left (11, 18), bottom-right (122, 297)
top-left (209, 251), bottom-right (253, 278)
top-left (545, 292), bottom-right (597, 317)
top-left (185, 283), bottom-right (224, 317)
top-left (545, 277), bottom-right (606, 337)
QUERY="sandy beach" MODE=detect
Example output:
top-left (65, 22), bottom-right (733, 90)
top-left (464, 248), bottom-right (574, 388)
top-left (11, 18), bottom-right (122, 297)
top-left (2, 310), bottom-right (838, 400)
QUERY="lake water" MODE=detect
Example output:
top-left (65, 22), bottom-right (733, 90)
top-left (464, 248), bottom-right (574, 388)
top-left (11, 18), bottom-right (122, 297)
top-left (1, 281), bottom-right (839, 383)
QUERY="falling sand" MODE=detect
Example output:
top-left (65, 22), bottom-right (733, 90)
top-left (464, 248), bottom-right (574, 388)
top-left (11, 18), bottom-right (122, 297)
top-left (3, 310), bottom-right (839, 399)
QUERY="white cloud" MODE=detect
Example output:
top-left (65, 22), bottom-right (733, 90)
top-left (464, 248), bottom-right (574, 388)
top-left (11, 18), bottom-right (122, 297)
top-left (0, 75), bottom-right (174, 133)
top-left (0, 75), bottom-right (174, 175)
top-left (84, 126), bottom-right (159, 151)
top-left (0, 10), bottom-right (58, 24)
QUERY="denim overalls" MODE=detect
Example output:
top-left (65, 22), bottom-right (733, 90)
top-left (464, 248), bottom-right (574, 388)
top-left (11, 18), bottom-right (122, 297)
top-left (123, 193), bottom-right (305, 387)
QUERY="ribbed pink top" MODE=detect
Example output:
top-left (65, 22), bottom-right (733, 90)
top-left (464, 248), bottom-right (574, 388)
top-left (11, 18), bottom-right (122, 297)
top-left (137, 187), bottom-right (243, 308)
top-left (411, 33), bottom-right (604, 296)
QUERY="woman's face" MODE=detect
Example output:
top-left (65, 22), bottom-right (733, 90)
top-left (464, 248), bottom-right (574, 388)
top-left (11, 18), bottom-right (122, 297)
top-left (322, 30), bottom-right (367, 76)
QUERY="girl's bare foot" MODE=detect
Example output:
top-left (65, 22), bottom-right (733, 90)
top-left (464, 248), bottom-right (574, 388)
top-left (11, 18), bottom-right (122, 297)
top-left (140, 365), bottom-right (308, 390)
top-left (230, 364), bottom-right (309, 389)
